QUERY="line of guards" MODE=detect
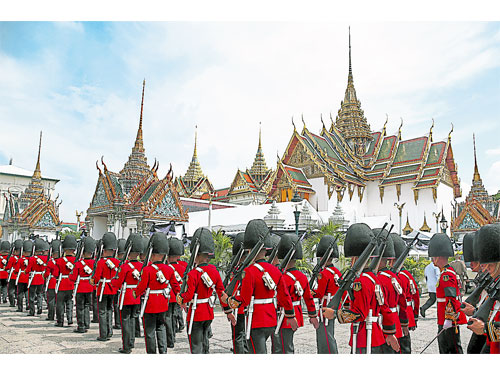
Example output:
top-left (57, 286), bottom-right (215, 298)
top-left (0, 218), bottom-right (498, 354)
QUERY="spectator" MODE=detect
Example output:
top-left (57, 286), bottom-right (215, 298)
top-left (420, 262), bottom-right (440, 318)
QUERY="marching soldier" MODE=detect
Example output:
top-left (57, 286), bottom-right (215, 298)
top-left (26, 238), bottom-right (49, 316)
top-left (53, 235), bottom-right (77, 327)
top-left (134, 233), bottom-right (179, 354)
top-left (0, 241), bottom-right (10, 303)
top-left (6, 240), bottom-right (22, 307)
top-left (69, 236), bottom-right (96, 333)
top-left (323, 223), bottom-right (386, 353)
top-left (165, 237), bottom-right (187, 349)
top-left (113, 238), bottom-right (127, 330)
top-left (391, 233), bottom-right (419, 354)
top-left (14, 240), bottom-right (32, 312)
top-left (428, 233), bottom-right (467, 354)
top-left (44, 239), bottom-right (61, 321)
top-left (92, 232), bottom-right (119, 341)
top-left (312, 235), bottom-right (342, 354)
top-left (225, 219), bottom-right (297, 354)
top-left (177, 228), bottom-right (225, 354)
top-left (112, 234), bottom-right (143, 354)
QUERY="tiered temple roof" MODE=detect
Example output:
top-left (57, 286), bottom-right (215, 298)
top-left (19, 131), bottom-right (45, 210)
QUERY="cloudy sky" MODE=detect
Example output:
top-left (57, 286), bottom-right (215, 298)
top-left (1, 20), bottom-right (499, 222)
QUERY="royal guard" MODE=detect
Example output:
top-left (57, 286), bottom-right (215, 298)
top-left (177, 228), bottom-right (226, 354)
top-left (428, 233), bottom-right (467, 354)
top-left (44, 239), bottom-right (61, 321)
top-left (323, 223), bottom-right (386, 353)
top-left (467, 224), bottom-right (500, 354)
top-left (112, 234), bottom-right (144, 354)
top-left (374, 229), bottom-right (407, 354)
top-left (225, 219), bottom-right (297, 354)
top-left (312, 235), bottom-right (342, 354)
top-left (391, 233), bottom-right (419, 354)
top-left (26, 238), bottom-right (49, 316)
top-left (165, 237), bottom-right (187, 349)
top-left (53, 235), bottom-right (77, 327)
top-left (6, 240), bottom-right (22, 307)
top-left (134, 233), bottom-right (179, 354)
top-left (113, 238), bottom-right (127, 330)
top-left (14, 240), bottom-right (33, 312)
top-left (92, 232), bottom-right (119, 341)
top-left (70, 236), bottom-right (96, 333)
top-left (0, 241), bottom-right (10, 303)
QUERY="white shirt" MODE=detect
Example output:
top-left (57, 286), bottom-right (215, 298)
top-left (424, 263), bottom-right (440, 293)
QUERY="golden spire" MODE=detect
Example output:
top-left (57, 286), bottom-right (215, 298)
top-left (473, 133), bottom-right (481, 182)
top-left (19, 131), bottom-right (45, 209)
top-left (193, 125), bottom-right (198, 159)
top-left (249, 124), bottom-right (269, 183)
top-left (183, 126), bottom-right (204, 184)
top-left (348, 26), bottom-right (353, 83)
top-left (33, 131), bottom-right (42, 180)
top-left (419, 213), bottom-right (431, 232)
top-left (134, 79), bottom-right (146, 153)
top-left (403, 213), bottom-right (413, 234)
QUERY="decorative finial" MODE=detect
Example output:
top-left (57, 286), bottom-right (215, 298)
top-left (33, 131), bottom-right (42, 179)
top-left (321, 113), bottom-right (326, 131)
top-left (292, 116), bottom-right (296, 131)
top-left (448, 122), bottom-right (454, 139)
top-left (429, 118), bottom-right (434, 141)
top-left (348, 26), bottom-right (352, 79)
top-left (96, 160), bottom-right (102, 175)
top-left (258, 123), bottom-right (262, 150)
top-left (301, 113), bottom-right (307, 130)
top-left (473, 133), bottom-right (481, 182)
top-left (398, 117), bottom-right (403, 138)
top-left (101, 156), bottom-right (108, 171)
top-left (194, 125), bottom-right (198, 158)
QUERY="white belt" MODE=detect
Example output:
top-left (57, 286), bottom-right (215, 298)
top-left (99, 278), bottom-right (111, 283)
top-left (366, 315), bottom-right (380, 323)
top-left (126, 285), bottom-right (137, 289)
top-left (61, 275), bottom-right (69, 279)
top-left (254, 298), bottom-right (274, 305)
top-left (80, 277), bottom-right (91, 280)
top-left (407, 301), bottom-right (413, 307)
top-left (33, 271), bottom-right (44, 275)
top-left (196, 297), bottom-right (211, 304)
top-left (437, 298), bottom-right (446, 303)
top-left (389, 307), bottom-right (397, 313)
top-left (150, 289), bottom-right (168, 295)
top-left (292, 300), bottom-right (301, 306)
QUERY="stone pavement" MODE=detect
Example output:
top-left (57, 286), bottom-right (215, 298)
top-left (0, 296), bottom-right (472, 354)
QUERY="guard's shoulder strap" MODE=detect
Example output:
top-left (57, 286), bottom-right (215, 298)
top-left (253, 263), bottom-right (265, 272)
top-left (363, 273), bottom-right (377, 286)
top-left (286, 271), bottom-right (297, 281)
top-left (151, 264), bottom-right (160, 272)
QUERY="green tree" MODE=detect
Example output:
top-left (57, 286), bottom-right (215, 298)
top-left (210, 229), bottom-right (232, 271)
top-left (60, 230), bottom-right (81, 241)
top-left (403, 256), bottom-right (430, 289)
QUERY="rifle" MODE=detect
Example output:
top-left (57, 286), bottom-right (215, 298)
top-left (326, 222), bottom-right (388, 311)
top-left (44, 241), bottom-right (54, 293)
top-left (225, 226), bottom-right (272, 296)
top-left (72, 240), bottom-right (86, 301)
top-left (90, 240), bottom-right (103, 280)
top-left (309, 234), bottom-right (340, 289)
top-left (469, 276), bottom-right (500, 324)
top-left (390, 233), bottom-right (420, 274)
top-left (277, 231), bottom-right (307, 272)
top-left (463, 271), bottom-right (493, 308)
top-left (223, 243), bottom-right (244, 288)
top-left (367, 225), bottom-right (394, 273)
top-left (266, 241), bottom-right (279, 264)
top-left (179, 234), bottom-right (200, 295)
top-left (141, 235), bottom-right (154, 272)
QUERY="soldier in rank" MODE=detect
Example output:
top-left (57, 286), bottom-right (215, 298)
top-left (113, 238), bottom-right (127, 330)
top-left (165, 237), bottom-right (187, 349)
top-left (14, 240), bottom-right (33, 312)
top-left (53, 235), bottom-right (77, 327)
top-left (44, 239), bottom-right (61, 321)
top-left (6, 240), bottom-right (22, 307)
top-left (225, 219), bottom-right (297, 354)
top-left (0, 241), bottom-right (10, 303)
top-left (177, 228), bottom-right (226, 354)
top-left (134, 233), bottom-right (179, 354)
top-left (26, 238), bottom-right (49, 316)
top-left (112, 234), bottom-right (144, 354)
top-left (69, 236), bottom-right (96, 333)
top-left (312, 235), bottom-right (342, 354)
top-left (428, 233), bottom-right (467, 354)
top-left (91, 232), bottom-right (119, 341)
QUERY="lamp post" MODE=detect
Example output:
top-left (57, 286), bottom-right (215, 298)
top-left (440, 209), bottom-right (448, 234)
top-left (75, 210), bottom-right (83, 232)
top-left (291, 191), bottom-right (302, 236)
top-left (394, 202), bottom-right (406, 236)
top-left (432, 211), bottom-right (441, 233)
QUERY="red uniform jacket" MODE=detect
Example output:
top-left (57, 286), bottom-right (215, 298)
top-left (69, 258), bottom-right (95, 293)
top-left (337, 271), bottom-right (385, 348)
top-left (398, 268), bottom-right (420, 328)
top-left (233, 259), bottom-right (295, 329)
top-left (6, 255), bottom-right (19, 280)
top-left (436, 264), bottom-right (467, 326)
top-left (179, 263), bottom-right (224, 322)
top-left (135, 261), bottom-right (180, 313)
top-left (377, 268), bottom-right (407, 338)
top-left (111, 260), bottom-right (143, 305)
top-left (94, 257), bottom-right (119, 296)
top-left (485, 276), bottom-right (500, 354)
top-left (313, 264), bottom-right (342, 308)
top-left (222, 277), bottom-right (246, 316)
top-left (26, 255), bottom-right (48, 286)
top-left (0, 254), bottom-right (9, 279)
top-left (281, 268), bottom-right (317, 328)
top-left (44, 258), bottom-right (58, 289)
top-left (167, 261), bottom-right (186, 303)
top-left (14, 256), bottom-right (30, 284)
top-left (53, 256), bottom-right (76, 291)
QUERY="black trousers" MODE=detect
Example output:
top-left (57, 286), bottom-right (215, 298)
top-left (437, 325), bottom-right (463, 354)
top-left (56, 290), bottom-right (73, 324)
top-left (46, 289), bottom-right (56, 319)
top-left (8, 279), bottom-right (17, 306)
top-left (135, 316), bottom-right (142, 337)
top-left (272, 327), bottom-right (295, 354)
top-left (399, 333), bottom-right (412, 354)
top-left (380, 342), bottom-right (398, 354)
top-left (189, 320), bottom-right (212, 354)
top-left (316, 319), bottom-right (338, 354)
top-left (113, 293), bottom-right (121, 328)
top-left (173, 302), bottom-right (185, 331)
top-left (91, 290), bottom-right (99, 322)
top-left (0, 279), bottom-right (7, 302)
top-left (98, 294), bottom-right (114, 339)
top-left (352, 345), bottom-right (384, 354)
top-left (421, 292), bottom-right (436, 313)
top-left (247, 326), bottom-right (274, 354)
top-left (143, 311), bottom-right (168, 354)
top-left (165, 302), bottom-right (176, 348)
top-left (28, 284), bottom-right (43, 315)
top-left (231, 313), bottom-right (248, 354)
top-left (17, 282), bottom-right (28, 311)
top-left (75, 292), bottom-right (91, 330)
top-left (467, 332), bottom-right (487, 354)
top-left (120, 304), bottom-right (139, 351)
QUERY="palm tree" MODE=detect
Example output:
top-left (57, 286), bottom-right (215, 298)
top-left (210, 229), bottom-right (233, 271)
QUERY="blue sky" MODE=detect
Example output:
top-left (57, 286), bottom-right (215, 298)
top-left (1, 21), bottom-right (499, 222)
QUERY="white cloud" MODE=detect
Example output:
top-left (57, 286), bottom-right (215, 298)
top-left (486, 148), bottom-right (500, 156)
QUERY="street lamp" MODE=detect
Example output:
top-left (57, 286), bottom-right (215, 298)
top-left (432, 211), bottom-right (441, 233)
top-left (291, 191), bottom-right (302, 236)
top-left (394, 202), bottom-right (406, 236)
top-left (440, 209), bottom-right (448, 234)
